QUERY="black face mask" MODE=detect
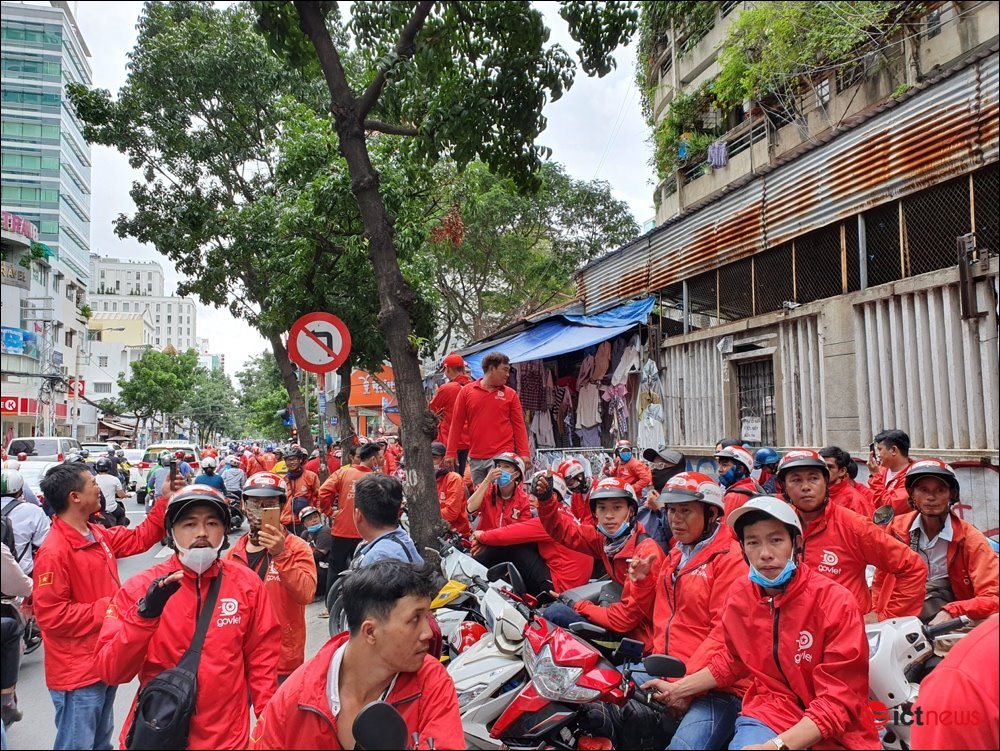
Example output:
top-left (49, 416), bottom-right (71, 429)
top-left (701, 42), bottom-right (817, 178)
top-left (652, 465), bottom-right (684, 492)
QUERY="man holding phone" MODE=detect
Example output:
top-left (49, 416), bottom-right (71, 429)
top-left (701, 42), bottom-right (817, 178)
top-left (227, 472), bottom-right (316, 682)
top-left (867, 429), bottom-right (916, 514)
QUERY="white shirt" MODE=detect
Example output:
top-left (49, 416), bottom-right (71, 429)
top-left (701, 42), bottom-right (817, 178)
top-left (576, 383), bottom-right (601, 429)
top-left (1, 495), bottom-right (50, 576)
top-left (326, 642), bottom-right (399, 717)
top-left (95, 473), bottom-right (124, 504)
top-left (910, 514), bottom-right (953, 581)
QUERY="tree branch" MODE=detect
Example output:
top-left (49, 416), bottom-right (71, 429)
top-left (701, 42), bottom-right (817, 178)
top-left (356, 1), bottom-right (435, 120)
top-left (364, 119), bottom-right (420, 137)
top-left (293, 1), bottom-right (357, 114)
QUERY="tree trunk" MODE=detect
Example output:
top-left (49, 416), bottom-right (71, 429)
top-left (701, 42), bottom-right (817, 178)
top-left (268, 333), bottom-right (316, 454)
top-left (334, 359), bottom-right (354, 446)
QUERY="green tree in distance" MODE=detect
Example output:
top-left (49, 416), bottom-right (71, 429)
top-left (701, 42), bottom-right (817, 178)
top-left (118, 348), bottom-right (200, 443)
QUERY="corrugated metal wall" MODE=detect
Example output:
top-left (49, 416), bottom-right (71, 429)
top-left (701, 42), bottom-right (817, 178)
top-left (778, 316), bottom-right (825, 447)
top-left (854, 278), bottom-right (999, 451)
top-left (579, 52), bottom-right (999, 312)
top-left (661, 338), bottom-right (725, 446)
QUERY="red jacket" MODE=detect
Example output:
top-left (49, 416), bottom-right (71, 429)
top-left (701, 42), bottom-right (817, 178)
top-left (610, 457), bottom-right (653, 496)
top-left (445, 379), bottom-right (529, 460)
top-left (912, 615), bottom-right (999, 751)
top-left (32, 498), bottom-right (168, 691)
top-left (650, 525), bottom-right (749, 696)
top-left (250, 631), bottom-right (464, 750)
top-left (708, 565), bottom-right (880, 750)
top-left (570, 488), bottom-right (597, 526)
top-left (436, 470), bottom-right (471, 537)
top-left (722, 477), bottom-right (763, 518)
top-left (281, 469), bottom-right (322, 526)
top-left (477, 511), bottom-right (592, 592)
top-left (260, 453), bottom-right (276, 471)
top-left (318, 465), bottom-right (373, 538)
top-left (869, 461), bottom-right (914, 514)
top-left (227, 532), bottom-right (317, 676)
top-left (538, 497), bottom-right (664, 651)
top-left (852, 479), bottom-right (875, 509)
top-left (829, 479), bottom-right (874, 518)
top-left (429, 374), bottom-right (471, 448)
top-left (800, 501), bottom-right (927, 619)
top-left (97, 558), bottom-right (281, 750)
top-left (475, 483), bottom-right (533, 532)
top-left (872, 510), bottom-right (999, 621)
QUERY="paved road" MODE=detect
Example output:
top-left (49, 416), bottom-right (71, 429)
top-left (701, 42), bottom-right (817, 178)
top-left (6, 495), bottom-right (332, 750)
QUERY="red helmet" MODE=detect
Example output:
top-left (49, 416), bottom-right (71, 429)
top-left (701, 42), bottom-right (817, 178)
top-left (905, 459), bottom-right (960, 503)
top-left (555, 458), bottom-right (587, 483)
top-left (715, 445), bottom-right (754, 475)
top-left (450, 620), bottom-right (488, 654)
top-left (660, 472), bottom-right (725, 511)
top-left (776, 449), bottom-right (829, 481)
top-left (589, 477), bottom-right (638, 514)
top-left (242, 472), bottom-right (287, 501)
top-left (174, 450), bottom-right (186, 459)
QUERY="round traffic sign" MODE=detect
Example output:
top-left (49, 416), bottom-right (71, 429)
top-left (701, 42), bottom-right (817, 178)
top-left (287, 312), bottom-right (352, 374)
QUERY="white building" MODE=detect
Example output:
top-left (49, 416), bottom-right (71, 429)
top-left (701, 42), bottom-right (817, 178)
top-left (89, 254), bottom-right (164, 296)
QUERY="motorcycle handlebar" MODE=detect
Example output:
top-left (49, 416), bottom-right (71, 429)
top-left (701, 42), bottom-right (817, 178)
top-left (925, 615), bottom-right (971, 639)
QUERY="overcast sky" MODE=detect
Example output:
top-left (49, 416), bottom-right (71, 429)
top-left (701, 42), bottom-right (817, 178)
top-left (70, 1), bottom-right (654, 375)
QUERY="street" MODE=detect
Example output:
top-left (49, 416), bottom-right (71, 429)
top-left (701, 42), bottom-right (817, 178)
top-left (6, 494), bottom-right (332, 751)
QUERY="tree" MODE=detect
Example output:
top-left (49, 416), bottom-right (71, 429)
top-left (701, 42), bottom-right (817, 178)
top-left (118, 348), bottom-right (200, 443)
top-left (253, 0), bottom-right (638, 552)
top-left (184, 367), bottom-right (239, 445)
top-left (235, 351), bottom-right (291, 439)
top-left (430, 161), bottom-right (638, 346)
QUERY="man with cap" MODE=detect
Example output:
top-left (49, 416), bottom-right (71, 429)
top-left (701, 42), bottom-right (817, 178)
top-left (716, 445), bottom-right (763, 517)
top-left (872, 459), bottom-right (998, 625)
top-left (96, 485), bottom-right (281, 749)
top-left (431, 442), bottom-right (471, 539)
top-left (32, 462), bottom-right (180, 751)
top-left (776, 449), bottom-right (927, 620)
top-left (227, 472), bottom-right (316, 681)
top-left (643, 496), bottom-right (879, 751)
top-left (753, 447), bottom-right (781, 494)
top-left (604, 439), bottom-right (652, 497)
top-left (429, 352), bottom-right (472, 477)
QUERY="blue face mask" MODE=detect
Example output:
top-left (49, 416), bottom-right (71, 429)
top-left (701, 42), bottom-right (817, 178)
top-left (748, 559), bottom-right (797, 588)
top-left (306, 523), bottom-right (323, 534)
top-left (498, 471), bottom-right (513, 487)
top-left (619, 452), bottom-right (632, 463)
top-left (719, 466), bottom-right (740, 488)
top-left (597, 522), bottom-right (631, 540)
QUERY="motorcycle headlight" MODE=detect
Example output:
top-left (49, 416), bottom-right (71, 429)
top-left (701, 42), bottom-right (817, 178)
top-left (457, 683), bottom-right (489, 707)
top-left (524, 644), bottom-right (600, 703)
top-left (867, 631), bottom-right (881, 659)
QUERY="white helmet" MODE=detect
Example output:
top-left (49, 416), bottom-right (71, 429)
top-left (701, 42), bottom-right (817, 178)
top-left (1, 469), bottom-right (25, 497)
top-left (202, 456), bottom-right (218, 470)
top-left (727, 495), bottom-right (802, 536)
top-left (2, 460), bottom-right (20, 471)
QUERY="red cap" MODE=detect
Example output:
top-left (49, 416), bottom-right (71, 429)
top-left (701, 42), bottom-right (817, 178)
top-left (442, 352), bottom-right (466, 369)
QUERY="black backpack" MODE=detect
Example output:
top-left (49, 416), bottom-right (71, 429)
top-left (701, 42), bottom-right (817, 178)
top-left (125, 571), bottom-right (222, 750)
top-left (1, 499), bottom-right (24, 562)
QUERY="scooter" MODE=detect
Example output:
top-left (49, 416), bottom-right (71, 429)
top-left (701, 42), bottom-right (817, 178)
top-left (0, 596), bottom-right (41, 655)
top-left (866, 613), bottom-right (973, 749)
top-left (225, 491), bottom-right (245, 533)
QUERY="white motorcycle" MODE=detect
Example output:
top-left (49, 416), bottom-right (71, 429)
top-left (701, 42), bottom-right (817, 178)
top-left (866, 613), bottom-right (972, 749)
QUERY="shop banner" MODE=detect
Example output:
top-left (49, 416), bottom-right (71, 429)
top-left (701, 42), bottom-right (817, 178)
top-left (1, 327), bottom-right (40, 359)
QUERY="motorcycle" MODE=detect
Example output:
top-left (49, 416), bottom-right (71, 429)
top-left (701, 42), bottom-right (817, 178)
top-left (225, 491), bottom-right (245, 533)
top-left (866, 613), bottom-right (973, 749)
top-left (0, 596), bottom-right (41, 655)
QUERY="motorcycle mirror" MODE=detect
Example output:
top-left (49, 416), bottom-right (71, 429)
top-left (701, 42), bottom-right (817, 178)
top-left (568, 621), bottom-right (608, 639)
top-left (643, 654), bottom-right (686, 679)
top-left (352, 701), bottom-right (407, 750)
top-left (486, 563), bottom-right (527, 595)
top-left (872, 506), bottom-right (895, 526)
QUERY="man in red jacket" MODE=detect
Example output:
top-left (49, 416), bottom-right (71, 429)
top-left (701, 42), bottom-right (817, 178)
top-left (445, 351), bottom-right (530, 485)
top-left (535, 476), bottom-right (665, 652)
top-left (604, 439), bottom-right (652, 497)
top-left (280, 444), bottom-right (321, 534)
top-left (872, 459), bottom-right (999, 624)
top-left (556, 457), bottom-right (596, 525)
top-left (431, 442), bottom-right (470, 539)
top-left (227, 473), bottom-right (316, 681)
top-left (429, 352), bottom-right (472, 476)
top-left (777, 449), bottom-right (927, 620)
top-left (32, 461), bottom-right (177, 751)
top-left (96, 486), bottom-right (280, 750)
top-left (644, 496), bottom-right (880, 750)
top-left (251, 560), bottom-right (463, 750)
top-left (819, 445), bottom-right (874, 518)
top-left (867, 428), bottom-right (916, 514)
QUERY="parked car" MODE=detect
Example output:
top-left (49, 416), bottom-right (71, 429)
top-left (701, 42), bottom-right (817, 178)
top-left (124, 448), bottom-right (147, 497)
top-left (135, 443), bottom-right (202, 505)
top-left (5, 437), bottom-right (82, 463)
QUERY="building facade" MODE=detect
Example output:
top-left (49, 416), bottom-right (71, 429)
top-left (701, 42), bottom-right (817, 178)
top-left (88, 254), bottom-right (164, 297)
top-left (580, 2), bottom-right (999, 533)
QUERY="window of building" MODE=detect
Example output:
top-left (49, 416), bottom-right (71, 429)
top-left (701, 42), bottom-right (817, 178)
top-left (816, 78), bottom-right (830, 106)
top-left (112, 302), bottom-right (117, 311)
top-left (65, 284), bottom-right (75, 300)
top-left (94, 382), bottom-right (113, 394)
top-left (115, 280), bottom-right (120, 291)
top-left (52, 274), bottom-right (60, 292)
top-left (147, 283), bottom-right (152, 292)
top-left (98, 356), bottom-right (109, 367)
top-left (123, 302), bottom-right (129, 311)
top-left (925, 8), bottom-right (942, 38)
top-left (32, 265), bottom-right (49, 287)
top-left (156, 303), bottom-right (161, 311)
top-left (64, 331), bottom-right (74, 347)
top-left (167, 315), bottom-right (171, 323)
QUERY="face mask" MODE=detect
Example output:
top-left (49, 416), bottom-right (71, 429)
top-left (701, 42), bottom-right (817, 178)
top-left (597, 522), bottom-right (631, 540)
top-left (719, 467), bottom-right (741, 488)
top-left (619, 452), bottom-right (632, 463)
top-left (652, 467), bottom-right (680, 491)
top-left (176, 541), bottom-right (223, 576)
top-left (497, 471), bottom-right (513, 487)
top-left (306, 523), bottom-right (323, 534)
top-left (748, 559), bottom-right (797, 588)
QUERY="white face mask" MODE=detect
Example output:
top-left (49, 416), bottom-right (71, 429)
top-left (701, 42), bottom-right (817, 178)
top-left (175, 541), bottom-right (223, 575)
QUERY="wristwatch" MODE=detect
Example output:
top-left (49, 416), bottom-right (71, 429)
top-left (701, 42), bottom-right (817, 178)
top-left (770, 737), bottom-right (789, 751)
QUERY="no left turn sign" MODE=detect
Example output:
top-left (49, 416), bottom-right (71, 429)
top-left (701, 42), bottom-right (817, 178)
top-left (287, 312), bottom-right (352, 374)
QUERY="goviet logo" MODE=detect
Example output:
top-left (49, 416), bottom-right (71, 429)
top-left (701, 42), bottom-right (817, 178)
top-left (870, 700), bottom-right (891, 728)
top-left (820, 550), bottom-right (839, 567)
top-left (219, 598), bottom-right (239, 616)
top-left (796, 630), bottom-right (814, 650)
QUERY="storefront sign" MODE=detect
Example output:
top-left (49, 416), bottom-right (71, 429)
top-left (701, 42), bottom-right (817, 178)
top-left (1, 397), bottom-right (17, 415)
top-left (1, 261), bottom-right (30, 289)
top-left (51, 350), bottom-right (63, 366)
top-left (1, 327), bottom-right (40, 359)
top-left (68, 378), bottom-right (85, 397)
top-left (1, 211), bottom-right (39, 242)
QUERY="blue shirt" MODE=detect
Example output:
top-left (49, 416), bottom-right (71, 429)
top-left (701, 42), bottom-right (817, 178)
top-left (357, 527), bottom-right (424, 567)
top-left (194, 473), bottom-right (227, 493)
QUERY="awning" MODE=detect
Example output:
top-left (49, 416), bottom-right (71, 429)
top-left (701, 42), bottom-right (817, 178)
top-left (464, 297), bottom-right (654, 377)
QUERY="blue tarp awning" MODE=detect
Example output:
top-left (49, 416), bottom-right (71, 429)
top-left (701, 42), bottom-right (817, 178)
top-left (464, 297), bottom-right (654, 377)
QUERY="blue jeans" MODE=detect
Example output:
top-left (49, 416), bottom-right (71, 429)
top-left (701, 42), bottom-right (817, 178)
top-left (669, 692), bottom-right (741, 750)
top-left (729, 715), bottom-right (779, 750)
top-left (541, 602), bottom-right (592, 628)
top-left (49, 682), bottom-right (117, 750)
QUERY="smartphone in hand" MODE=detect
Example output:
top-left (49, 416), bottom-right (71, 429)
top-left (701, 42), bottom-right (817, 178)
top-left (169, 459), bottom-right (178, 484)
top-left (261, 507), bottom-right (282, 533)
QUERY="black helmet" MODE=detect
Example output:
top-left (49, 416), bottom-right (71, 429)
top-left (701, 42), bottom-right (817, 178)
top-left (165, 485), bottom-right (231, 530)
top-left (286, 444), bottom-right (307, 460)
top-left (95, 457), bottom-right (113, 473)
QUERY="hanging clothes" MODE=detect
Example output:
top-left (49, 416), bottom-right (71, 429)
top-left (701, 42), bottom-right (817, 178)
top-left (591, 340), bottom-right (612, 382)
top-left (531, 409), bottom-right (556, 448)
top-left (576, 354), bottom-right (595, 390)
top-left (602, 383), bottom-right (629, 438)
top-left (518, 360), bottom-right (547, 411)
top-left (576, 383), bottom-right (602, 429)
top-left (611, 340), bottom-right (641, 386)
top-left (577, 425), bottom-right (602, 447)
top-left (638, 358), bottom-right (663, 413)
top-left (638, 403), bottom-right (666, 450)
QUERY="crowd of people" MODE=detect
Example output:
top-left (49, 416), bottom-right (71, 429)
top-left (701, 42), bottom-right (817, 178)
top-left (0, 348), bottom-right (997, 750)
